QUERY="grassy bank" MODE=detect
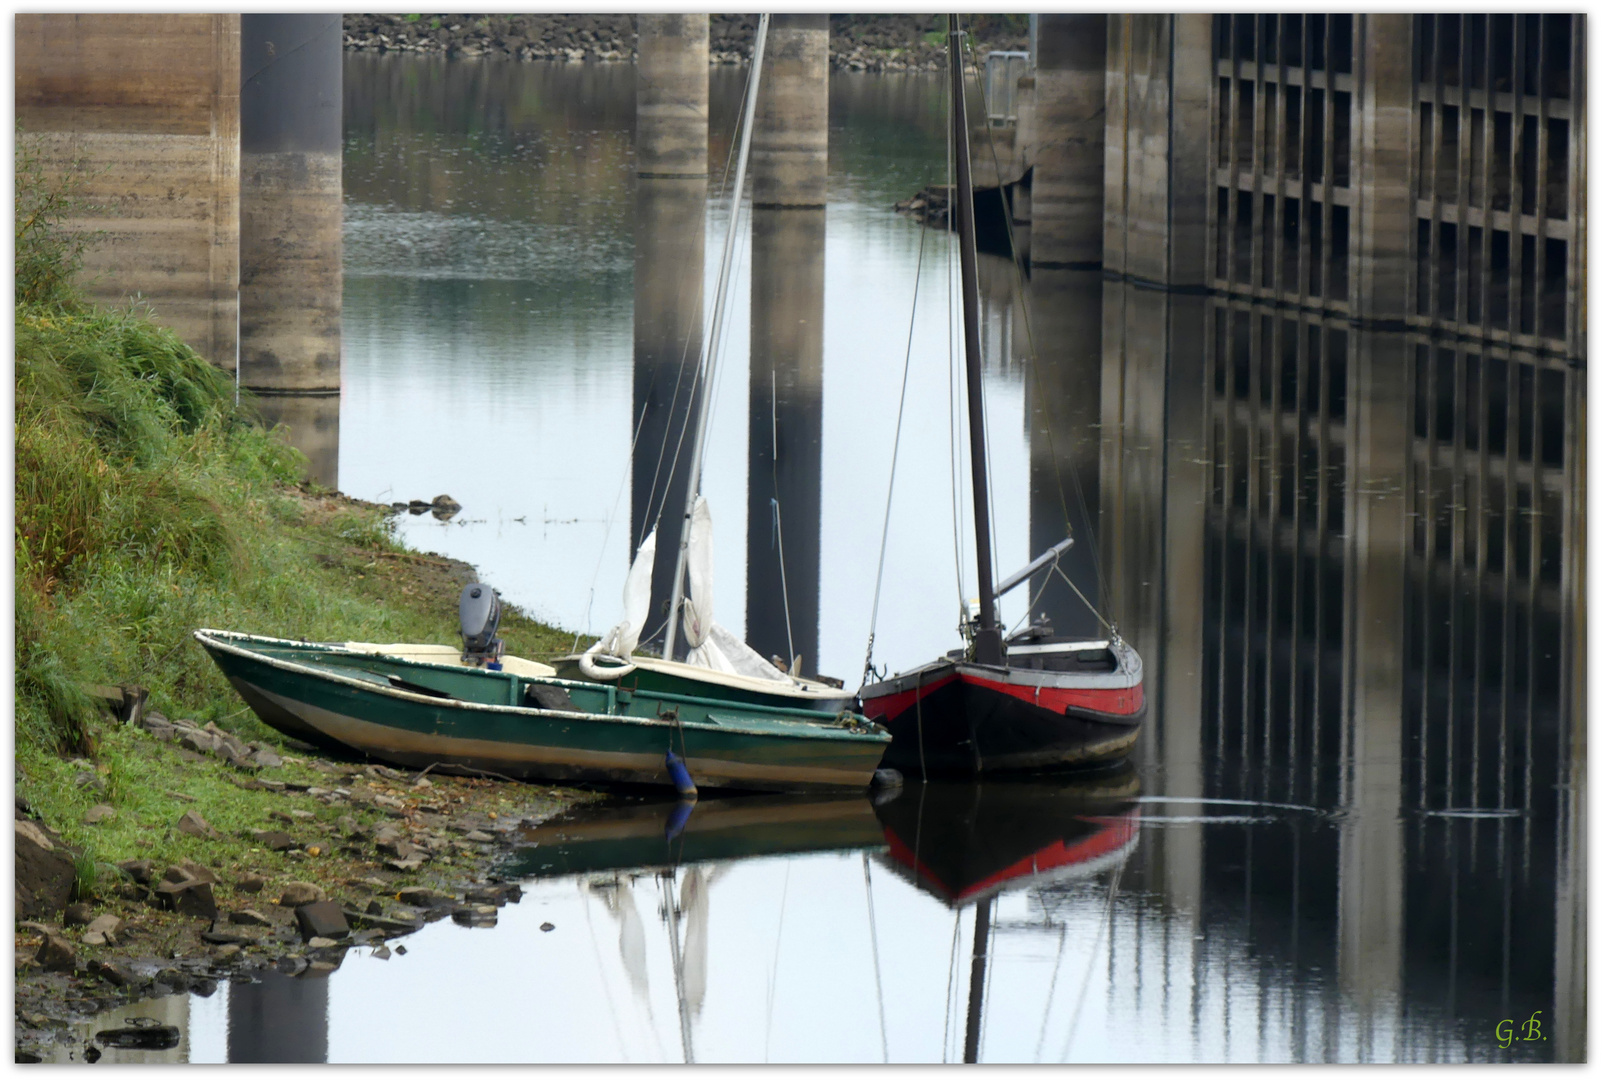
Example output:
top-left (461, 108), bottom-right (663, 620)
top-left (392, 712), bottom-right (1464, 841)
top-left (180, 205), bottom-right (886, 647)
top-left (13, 139), bottom-right (579, 902)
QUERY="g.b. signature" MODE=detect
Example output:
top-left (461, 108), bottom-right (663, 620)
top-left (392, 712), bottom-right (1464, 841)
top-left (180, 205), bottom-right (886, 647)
top-left (1496, 1012), bottom-right (1545, 1049)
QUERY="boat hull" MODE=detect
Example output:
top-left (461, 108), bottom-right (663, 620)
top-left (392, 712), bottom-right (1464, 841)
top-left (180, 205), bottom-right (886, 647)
top-left (860, 645), bottom-right (1144, 776)
top-left (197, 631), bottom-right (889, 794)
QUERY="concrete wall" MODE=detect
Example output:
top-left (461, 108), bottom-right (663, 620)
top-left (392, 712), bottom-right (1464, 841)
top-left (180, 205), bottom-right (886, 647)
top-left (16, 14), bottom-right (240, 369)
top-left (1102, 14), bottom-right (1211, 287)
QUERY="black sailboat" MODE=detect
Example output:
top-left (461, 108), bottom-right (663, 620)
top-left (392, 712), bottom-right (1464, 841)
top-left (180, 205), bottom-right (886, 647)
top-left (858, 16), bottom-right (1145, 775)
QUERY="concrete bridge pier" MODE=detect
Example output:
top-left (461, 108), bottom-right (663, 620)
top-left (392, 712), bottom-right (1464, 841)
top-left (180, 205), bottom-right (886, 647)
top-left (632, 15), bottom-right (709, 653)
top-left (1030, 15), bottom-right (1107, 268)
top-left (14, 15), bottom-right (240, 368)
top-left (239, 15), bottom-right (344, 487)
top-left (747, 14), bottom-right (829, 676)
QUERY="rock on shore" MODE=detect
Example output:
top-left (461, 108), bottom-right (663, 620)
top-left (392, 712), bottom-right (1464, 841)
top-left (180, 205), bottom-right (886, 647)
top-left (341, 14), bottom-right (1029, 72)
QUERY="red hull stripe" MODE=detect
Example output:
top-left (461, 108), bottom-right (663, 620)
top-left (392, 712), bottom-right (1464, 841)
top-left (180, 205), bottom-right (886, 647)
top-left (862, 670), bottom-right (1143, 721)
top-left (964, 671), bottom-right (1144, 718)
top-left (881, 810), bottom-right (1141, 903)
top-left (861, 673), bottom-right (959, 723)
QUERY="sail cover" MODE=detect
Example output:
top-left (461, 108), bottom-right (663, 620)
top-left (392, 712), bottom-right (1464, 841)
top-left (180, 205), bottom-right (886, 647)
top-left (596, 528), bottom-right (656, 658)
top-left (682, 497), bottom-right (790, 682)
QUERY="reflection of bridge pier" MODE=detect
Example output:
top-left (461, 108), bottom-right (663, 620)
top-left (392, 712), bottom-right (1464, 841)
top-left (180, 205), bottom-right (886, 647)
top-left (1337, 17), bottom-right (1411, 1028)
top-left (227, 970), bottom-right (329, 1062)
top-left (1024, 269), bottom-right (1102, 640)
top-left (632, 15), bottom-right (709, 653)
top-left (1097, 18), bottom-right (1212, 906)
top-left (746, 15), bottom-right (827, 674)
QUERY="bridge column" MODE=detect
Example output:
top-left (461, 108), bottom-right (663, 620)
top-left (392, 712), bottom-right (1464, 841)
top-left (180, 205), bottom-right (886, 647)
top-left (1030, 15), bottom-right (1107, 268)
top-left (239, 14), bottom-right (344, 487)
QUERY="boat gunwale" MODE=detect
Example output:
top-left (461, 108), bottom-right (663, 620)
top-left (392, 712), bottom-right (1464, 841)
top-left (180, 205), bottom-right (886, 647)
top-left (554, 652), bottom-right (855, 702)
top-left (860, 641), bottom-right (1145, 698)
top-left (194, 629), bottom-right (888, 745)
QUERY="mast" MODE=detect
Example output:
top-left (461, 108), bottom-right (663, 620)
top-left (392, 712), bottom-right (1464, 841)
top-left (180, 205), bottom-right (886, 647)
top-left (663, 14), bottom-right (771, 661)
top-left (962, 896), bottom-right (994, 1063)
top-left (947, 15), bottom-right (1004, 666)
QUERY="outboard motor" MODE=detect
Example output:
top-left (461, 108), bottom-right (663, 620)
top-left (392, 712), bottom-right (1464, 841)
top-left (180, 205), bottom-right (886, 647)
top-left (459, 583), bottom-right (504, 666)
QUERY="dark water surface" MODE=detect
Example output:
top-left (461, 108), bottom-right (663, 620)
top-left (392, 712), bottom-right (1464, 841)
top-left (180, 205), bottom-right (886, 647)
top-left (114, 54), bottom-right (1579, 1063)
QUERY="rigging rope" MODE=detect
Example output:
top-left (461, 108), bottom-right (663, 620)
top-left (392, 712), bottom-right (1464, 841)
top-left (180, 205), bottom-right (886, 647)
top-left (962, 22), bottom-right (1114, 628)
top-left (858, 203), bottom-right (930, 689)
top-left (956, 22), bottom-right (1007, 633)
top-left (643, 60), bottom-right (752, 539)
top-left (636, 53), bottom-right (763, 650)
top-left (585, 53), bottom-right (755, 655)
top-left (944, 94), bottom-right (968, 622)
top-left (862, 854), bottom-right (889, 1064)
top-left (1058, 858), bottom-right (1124, 1062)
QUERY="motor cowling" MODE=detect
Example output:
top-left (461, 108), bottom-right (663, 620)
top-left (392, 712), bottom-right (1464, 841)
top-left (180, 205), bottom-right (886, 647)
top-left (459, 583), bottom-right (503, 664)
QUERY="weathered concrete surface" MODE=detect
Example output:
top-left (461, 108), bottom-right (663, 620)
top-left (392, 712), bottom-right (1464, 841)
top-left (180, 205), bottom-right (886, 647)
top-left (238, 150), bottom-right (342, 391)
top-left (752, 14), bottom-right (829, 208)
top-left (1351, 14), bottom-right (1414, 323)
top-left (1102, 14), bottom-right (1211, 287)
top-left (15, 14), bottom-right (240, 370)
top-left (636, 14), bottom-right (709, 177)
top-left (1029, 15), bottom-right (1107, 268)
top-left (239, 15), bottom-right (343, 487)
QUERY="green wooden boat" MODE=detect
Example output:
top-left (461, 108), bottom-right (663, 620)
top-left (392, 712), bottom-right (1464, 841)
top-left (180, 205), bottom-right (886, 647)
top-left (193, 629), bottom-right (891, 794)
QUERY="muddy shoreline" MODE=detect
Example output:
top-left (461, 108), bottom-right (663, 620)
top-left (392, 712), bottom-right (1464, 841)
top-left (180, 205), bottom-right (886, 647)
top-left (13, 489), bottom-right (604, 1063)
top-left (16, 714), bottom-right (605, 1062)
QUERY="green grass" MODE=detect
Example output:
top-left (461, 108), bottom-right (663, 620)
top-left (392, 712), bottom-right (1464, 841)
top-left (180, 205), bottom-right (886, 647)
top-left (13, 133), bottom-right (580, 888)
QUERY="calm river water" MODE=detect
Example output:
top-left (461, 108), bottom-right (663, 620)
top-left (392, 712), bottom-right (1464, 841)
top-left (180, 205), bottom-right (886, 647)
top-left (92, 53), bottom-right (1581, 1064)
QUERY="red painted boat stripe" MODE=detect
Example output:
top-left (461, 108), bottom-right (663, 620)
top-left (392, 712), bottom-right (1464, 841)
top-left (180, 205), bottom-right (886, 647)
top-left (960, 671), bottom-right (1144, 717)
top-left (864, 669), bottom-right (1143, 720)
top-left (861, 672), bottom-right (959, 721)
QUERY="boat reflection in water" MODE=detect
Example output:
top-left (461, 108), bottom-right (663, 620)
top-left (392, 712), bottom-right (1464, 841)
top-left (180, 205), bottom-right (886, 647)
top-left (488, 772), bottom-right (1138, 1064)
top-left (872, 769), bottom-right (1141, 1063)
top-left (873, 768), bottom-right (1140, 909)
top-left (505, 794), bottom-right (888, 879)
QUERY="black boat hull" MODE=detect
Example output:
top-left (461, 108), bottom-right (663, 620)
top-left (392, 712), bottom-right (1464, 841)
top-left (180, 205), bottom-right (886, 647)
top-left (860, 652), bottom-right (1144, 777)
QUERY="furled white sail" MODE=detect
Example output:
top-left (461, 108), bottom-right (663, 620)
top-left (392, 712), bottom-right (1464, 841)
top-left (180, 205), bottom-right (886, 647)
top-left (681, 497), bottom-right (714, 650)
top-left (682, 497), bottom-right (790, 682)
top-left (596, 527), bottom-right (656, 659)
